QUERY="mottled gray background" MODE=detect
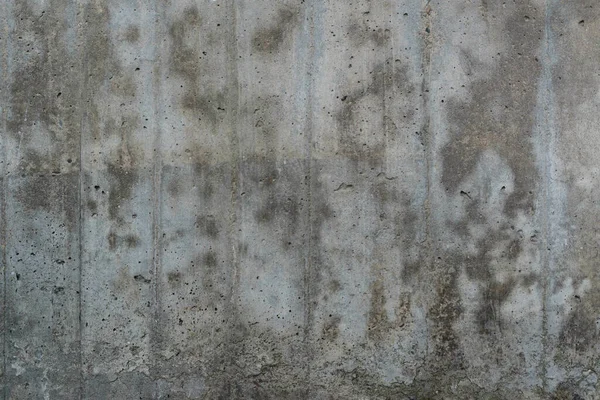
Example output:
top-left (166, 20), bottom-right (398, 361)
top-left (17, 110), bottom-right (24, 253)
top-left (0, 0), bottom-right (599, 398)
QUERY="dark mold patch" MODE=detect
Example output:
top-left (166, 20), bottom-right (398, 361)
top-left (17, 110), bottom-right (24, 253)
top-left (87, 200), bottom-right (98, 214)
top-left (82, 2), bottom-right (140, 158)
top-left (367, 267), bottom-right (411, 341)
top-left (441, 5), bottom-right (543, 218)
top-left (83, 3), bottom-right (137, 97)
top-left (192, 162), bottom-right (217, 201)
top-left (246, 161), bottom-right (305, 249)
top-left (477, 278), bottom-right (515, 334)
top-left (167, 271), bottom-right (182, 287)
top-left (434, 3), bottom-right (545, 347)
top-left (240, 95), bottom-right (286, 160)
top-left (124, 25), bottom-right (140, 43)
top-left (347, 19), bottom-right (390, 48)
top-left (443, 225), bottom-right (526, 335)
top-left (335, 59), bottom-right (413, 167)
top-left (550, 382), bottom-right (587, 400)
top-left (7, 0), bottom-right (86, 172)
top-left (428, 264), bottom-right (464, 369)
top-left (203, 251), bottom-right (218, 269)
top-left (166, 176), bottom-right (182, 197)
top-left (305, 167), bottom-right (336, 307)
top-left (322, 364), bottom-right (519, 399)
top-left (195, 215), bottom-right (220, 238)
top-left (107, 230), bottom-right (117, 250)
top-left (14, 174), bottom-right (79, 231)
top-left (367, 277), bottom-right (389, 340)
top-left (107, 230), bottom-right (140, 251)
top-left (251, 7), bottom-right (301, 54)
top-left (254, 193), bottom-right (300, 227)
top-left (169, 7), bottom-right (226, 125)
top-left (461, 228), bottom-right (524, 282)
top-left (107, 163), bottom-right (138, 222)
top-left (558, 291), bottom-right (600, 353)
top-left (551, 3), bottom-right (600, 108)
top-left (321, 316), bottom-right (341, 341)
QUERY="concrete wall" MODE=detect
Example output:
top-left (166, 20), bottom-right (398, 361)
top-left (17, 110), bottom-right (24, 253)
top-left (1, 0), bottom-right (599, 398)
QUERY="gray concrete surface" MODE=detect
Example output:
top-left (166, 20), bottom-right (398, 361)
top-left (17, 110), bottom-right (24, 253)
top-left (1, 0), bottom-right (599, 398)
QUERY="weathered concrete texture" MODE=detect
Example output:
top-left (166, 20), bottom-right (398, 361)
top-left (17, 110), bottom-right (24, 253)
top-left (1, 0), bottom-right (600, 398)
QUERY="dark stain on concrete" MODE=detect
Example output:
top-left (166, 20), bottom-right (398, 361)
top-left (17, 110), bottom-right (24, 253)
top-left (167, 271), bottom-right (182, 287)
top-left (324, 363), bottom-right (521, 399)
top-left (209, 323), bottom-right (308, 399)
top-left (107, 163), bottom-right (138, 222)
top-left (107, 230), bottom-right (117, 250)
top-left (550, 1), bottom-right (600, 368)
top-left (82, 2), bottom-right (138, 123)
top-left (196, 215), bottom-right (220, 238)
top-left (203, 251), bottom-right (218, 269)
top-left (87, 200), bottom-right (98, 214)
top-left (441, 4), bottom-right (542, 219)
top-left (166, 175), bottom-right (182, 197)
top-left (550, 382), bottom-right (587, 400)
top-left (551, 2), bottom-right (600, 109)
top-left (559, 286), bottom-right (600, 353)
top-left (251, 7), bottom-right (301, 54)
top-left (434, 2), bottom-right (544, 345)
top-left (7, 1), bottom-right (84, 173)
top-left (305, 169), bottom-right (335, 304)
top-left (335, 59), bottom-right (413, 168)
top-left (111, 265), bottom-right (145, 304)
top-left (107, 230), bottom-right (141, 251)
top-left (367, 266), bottom-right (411, 341)
top-left (169, 7), bottom-right (226, 125)
top-left (477, 278), bottom-right (514, 334)
top-left (367, 276), bottom-right (389, 340)
top-left (193, 163), bottom-right (217, 201)
top-left (14, 173), bottom-right (79, 231)
top-left (124, 25), bottom-right (140, 43)
top-left (347, 19), bottom-right (390, 48)
top-left (245, 96), bottom-right (284, 160)
top-left (442, 224), bottom-right (526, 334)
top-left (247, 160), bottom-right (305, 249)
top-left (321, 316), bottom-right (341, 341)
top-left (428, 264), bottom-right (464, 368)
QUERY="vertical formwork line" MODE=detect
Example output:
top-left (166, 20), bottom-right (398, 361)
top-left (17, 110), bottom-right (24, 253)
top-left (77, 1), bottom-right (88, 397)
top-left (151, 0), bottom-right (164, 397)
top-left (1, 158), bottom-right (6, 400)
top-left (1, 134), bottom-right (6, 400)
top-left (225, 0), bottom-right (241, 393)
top-left (539, 1), bottom-right (549, 389)
top-left (420, 0), bottom-right (434, 366)
top-left (0, 2), bottom-right (17, 397)
top-left (539, 0), bottom-right (558, 392)
top-left (0, 3), bottom-right (10, 399)
top-left (1, 4), bottom-right (10, 398)
top-left (302, 0), bottom-right (320, 397)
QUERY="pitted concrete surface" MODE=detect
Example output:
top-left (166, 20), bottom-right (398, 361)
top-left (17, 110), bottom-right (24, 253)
top-left (1, 0), bottom-right (599, 399)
